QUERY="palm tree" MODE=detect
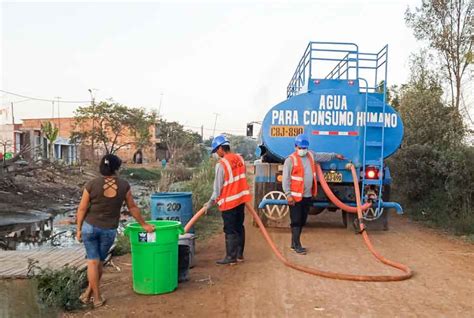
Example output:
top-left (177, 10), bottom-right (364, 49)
top-left (41, 121), bottom-right (59, 161)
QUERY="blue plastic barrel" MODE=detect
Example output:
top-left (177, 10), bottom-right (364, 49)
top-left (151, 192), bottom-right (194, 233)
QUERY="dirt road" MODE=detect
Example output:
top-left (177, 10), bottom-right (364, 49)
top-left (72, 212), bottom-right (474, 317)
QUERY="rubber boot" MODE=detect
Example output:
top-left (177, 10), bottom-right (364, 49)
top-left (290, 227), bottom-right (297, 250)
top-left (291, 227), bottom-right (306, 255)
top-left (216, 234), bottom-right (238, 265)
top-left (297, 227), bottom-right (307, 253)
top-left (237, 227), bottom-right (245, 262)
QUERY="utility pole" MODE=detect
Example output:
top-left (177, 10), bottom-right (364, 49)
top-left (10, 102), bottom-right (14, 125)
top-left (88, 89), bottom-right (96, 158)
top-left (212, 113), bottom-right (219, 138)
top-left (158, 93), bottom-right (164, 117)
top-left (200, 125), bottom-right (204, 142)
top-left (55, 97), bottom-right (61, 132)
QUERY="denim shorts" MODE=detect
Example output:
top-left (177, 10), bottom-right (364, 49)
top-left (82, 221), bottom-right (117, 261)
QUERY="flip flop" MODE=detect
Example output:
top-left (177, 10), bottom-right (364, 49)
top-left (93, 297), bottom-right (106, 308)
top-left (79, 292), bottom-right (92, 304)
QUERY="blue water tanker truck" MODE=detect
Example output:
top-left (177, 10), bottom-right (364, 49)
top-left (252, 42), bottom-right (404, 230)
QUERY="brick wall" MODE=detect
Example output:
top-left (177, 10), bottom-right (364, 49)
top-left (21, 118), bottom-right (159, 163)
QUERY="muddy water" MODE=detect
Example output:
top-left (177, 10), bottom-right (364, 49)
top-left (0, 280), bottom-right (58, 317)
top-left (5, 209), bottom-right (79, 251)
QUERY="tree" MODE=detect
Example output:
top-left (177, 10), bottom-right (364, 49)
top-left (398, 51), bottom-right (465, 149)
top-left (405, 0), bottom-right (473, 112)
top-left (156, 119), bottom-right (203, 165)
top-left (227, 135), bottom-right (258, 161)
top-left (388, 51), bottom-right (473, 233)
top-left (202, 135), bottom-right (257, 160)
top-left (41, 121), bottom-right (59, 161)
top-left (71, 102), bottom-right (156, 155)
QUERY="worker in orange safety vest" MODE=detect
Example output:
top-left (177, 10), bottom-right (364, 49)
top-left (205, 135), bottom-right (251, 265)
top-left (283, 134), bottom-right (344, 255)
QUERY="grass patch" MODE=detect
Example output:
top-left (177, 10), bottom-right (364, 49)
top-left (121, 167), bottom-right (161, 181)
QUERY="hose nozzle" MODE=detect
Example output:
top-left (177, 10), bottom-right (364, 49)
top-left (345, 163), bottom-right (355, 171)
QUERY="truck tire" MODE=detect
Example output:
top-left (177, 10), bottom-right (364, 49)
top-left (345, 212), bottom-right (357, 232)
top-left (309, 207), bottom-right (325, 215)
top-left (342, 211), bottom-right (347, 227)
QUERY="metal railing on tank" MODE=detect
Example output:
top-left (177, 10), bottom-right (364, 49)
top-left (325, 44), bottom-right (388, 95)
top-left (286, 42), bottom-right (359, 98)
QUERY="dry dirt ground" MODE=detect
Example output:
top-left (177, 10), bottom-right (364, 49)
top-left (0, 164), bottom-right (88, 216)
top-left (68, 211), bottom-right (474, 318)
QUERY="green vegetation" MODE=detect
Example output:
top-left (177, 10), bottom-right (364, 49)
top-left (204, 134), bottom-right (258, 161)
top-left (120, 167), bottom-right (162, 181)
top-left (156, 119), bottom-right (206, 167)
top-left (71, 101), bottom-right (156, 155)
top-left (41, 121), bottom-right (59, 161)
top-left (227, 135), bottom-right (258, 161)
top-left (173, 159), bottom-right (223, 240)
top-left (112, 233), bottom-right (131, 256)
top-left (28, 260), bottom-right (87, 311)
top-left (388, 0), bottom-right (473, 236)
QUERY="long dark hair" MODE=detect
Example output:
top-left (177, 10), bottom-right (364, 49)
top-left (99, 154), bottom-right (122, 176)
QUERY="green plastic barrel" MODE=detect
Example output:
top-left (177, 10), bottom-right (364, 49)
top-left (125, 220), bottom-right (184, 295)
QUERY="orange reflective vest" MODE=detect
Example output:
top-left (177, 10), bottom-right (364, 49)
top-left (216, 153), bottom-right (251, 211)
top-left (289, 151), bottom-right (317, 202)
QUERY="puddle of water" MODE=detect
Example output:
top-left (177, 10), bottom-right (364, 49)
top-left (9, 209), bottom-right (79, 251)
top-left (2, 183), bottom-right (150, 251)
top-left (0, 280), bottom-right (58, 318)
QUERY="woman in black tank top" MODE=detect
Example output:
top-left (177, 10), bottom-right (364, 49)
top-left (75, 154), bottom-right (154, 308)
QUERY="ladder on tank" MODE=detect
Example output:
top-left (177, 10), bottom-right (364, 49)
top-left (359, 45), bottom-right (389, 219)
top-left (320, 43), bottom-right (389, 219)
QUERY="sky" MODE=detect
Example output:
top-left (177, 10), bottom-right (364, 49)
top-left (0, 0), bottom-right (421, 138)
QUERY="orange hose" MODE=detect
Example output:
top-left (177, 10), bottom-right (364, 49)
top-left (315, 163), bottom-right (371, 213)
top-left (184, 206), bottom-right (207, 233)
top-left (185, 165), bottom-right (413, 282)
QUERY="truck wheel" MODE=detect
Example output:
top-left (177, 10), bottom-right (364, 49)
top-left (309, 207), bottom-right (325, 215)
top-left (345, 212), bottom-right (357, 232)
top-left (342, 212), bottom-right (347, 227)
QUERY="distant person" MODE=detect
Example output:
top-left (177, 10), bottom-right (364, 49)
top-left (283, 134), bottom-right (344, 255)
top-left (205, 135), bottom-right (251, 265)
top-left (161, 158), bottom-right (167, 169)
top-left (133, 150), bottom-right (143, 164)
top-left (76, 154), bottom-right (154, 308)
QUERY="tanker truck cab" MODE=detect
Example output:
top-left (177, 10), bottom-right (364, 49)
top-left (254, 42), bottom-right (404, 231)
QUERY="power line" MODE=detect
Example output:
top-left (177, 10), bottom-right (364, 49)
top-left (182, 124), bottom-right (245, 133)
top-left (0, 89), bottom-right (90, 104)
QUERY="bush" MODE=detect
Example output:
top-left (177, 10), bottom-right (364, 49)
top-left (27, 260), bottom-right (87, 311)
top-left (175, 159), bottom-right (216, 212)
top-left (112, 233), bottom-right (131, 256)
top-left (156, 164), bottom-right (193, 192)
top-left (386, 52), bottom-right (473, 235)
top-left (173, 144), bottom-right (207, 167)
top-left (173, 159), bottom-right (223, 239)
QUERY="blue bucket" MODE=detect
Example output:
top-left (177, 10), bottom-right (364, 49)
top-left (151, 192), bottom-right (194, 233)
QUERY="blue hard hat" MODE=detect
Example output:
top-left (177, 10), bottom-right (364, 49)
top-left (211, 135), bottom-right (230, 153)
top-left (295, 134), bottom-right (310, 149)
